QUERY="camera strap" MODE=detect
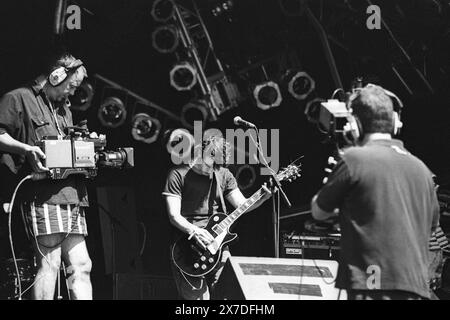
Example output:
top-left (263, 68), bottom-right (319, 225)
top-left (48, 100), bottom-right (64, 137)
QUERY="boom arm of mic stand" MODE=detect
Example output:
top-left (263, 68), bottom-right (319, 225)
top-left (250, 129), bottom-right (291, 208)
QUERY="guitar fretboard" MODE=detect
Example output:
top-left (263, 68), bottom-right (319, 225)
top-left (214, 188), bottom-right (266, 234)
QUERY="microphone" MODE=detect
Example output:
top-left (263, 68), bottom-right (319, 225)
top-left (233, 116), bottom-right (256, 129)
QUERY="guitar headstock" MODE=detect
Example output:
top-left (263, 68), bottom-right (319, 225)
top-left (277, 164), bottom-right (302, 183)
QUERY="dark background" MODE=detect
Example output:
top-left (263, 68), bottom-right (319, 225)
top-left (0, 0), bottom-right (449, 299)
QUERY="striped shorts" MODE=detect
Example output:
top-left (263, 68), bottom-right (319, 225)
top-left (429, 226), bottom-right (449, 251)
top-left (21, 202), bottom-right (88, 237)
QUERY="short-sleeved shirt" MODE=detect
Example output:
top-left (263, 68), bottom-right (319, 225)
top-left (163, 165), bottom-right (238, 228)
top-left (0, 77), bottom-right (88, 206)
top-left (316, 139), bottom-right (440, 299)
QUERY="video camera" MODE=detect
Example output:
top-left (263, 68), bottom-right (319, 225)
top-left (307, 77), bottom-right (362, 139)
top-left (35, 126), bottom-right (134, 180)
top-left (317, 99), bottom-right (351, 136)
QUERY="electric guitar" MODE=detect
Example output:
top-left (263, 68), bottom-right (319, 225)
top-left (171, 164), bottom-right (301, 277)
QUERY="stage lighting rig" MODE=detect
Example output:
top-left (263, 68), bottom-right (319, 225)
top-left (305, 97), bottom-right (326, 124)
top-left (131, 113), bottom-right (162, 144)
top-left (209, 73), bottom-right (240, 116)
top-left (211, 0), bottom-right (234, 17)
top-left (253, 81), bottom-right (283, 110)
top-left (151, 0), bottom-right (175, 23)
top-left (98, 96), bottom-right (127, 128)
top-left (235, 164), bottom-right (257, 191)
top-left (181, 99), bottom-right (211, 128)
top-left (164, 128), bottom-right (195, 163)
top-left (152, 25), bottom-right (179, 54)
top-left (282, 70), bottom-right (315, 101)
top-left (170, 61), bottom-right (198, 91)
top-left (69, 81), bottom-right (94, 112)
top-left (170, 1), bottom-right (233, 122)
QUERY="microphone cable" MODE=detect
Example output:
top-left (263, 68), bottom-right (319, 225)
top-left (6, 174), bottom-right (33, 300)
top-left (5, 171), bottom-right (50, 300)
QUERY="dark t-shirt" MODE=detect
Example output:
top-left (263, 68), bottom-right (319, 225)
top-left (316, 139), bottom-right (440, 299)
top-left (163, 165), bottom-right (238, 228)
top-left (0, 79), bottom-right (88, 206)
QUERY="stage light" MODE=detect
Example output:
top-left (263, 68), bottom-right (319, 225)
top-left (69, 81), bottom-right (94, 111)
top-left (151, 0), bottom-right (175, 23)
top-left (283, 70), bottom-right (315, 101)
top-left (211, 0), bottom-right (234, 17)
top-left (305, 97), bottom-right (326, 124)
top-left (152, 25), bottom-right (179, 54)
top-left (170, 62), bottom-right (198, 91)
top-left (98, 97), bottom-right (127, 128)
top-left (235, 165), bottom-right (257, 191)
top-left (131, 113), bottom-right (162, 144)
top-left (210, 76), bottom-right (240, 115)
top-left (181, 99), bottom-right (210, 128)
top-left (253, 81), bottom-right (282, 110)
top-left (165, 128), bottom-right (195, 163)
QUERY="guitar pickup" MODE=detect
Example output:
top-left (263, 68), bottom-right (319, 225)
top-left (190, 243), bottom-right (205, 256)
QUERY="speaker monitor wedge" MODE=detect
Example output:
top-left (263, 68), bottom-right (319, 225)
top-left (213, 256), bottom-right (346, 300)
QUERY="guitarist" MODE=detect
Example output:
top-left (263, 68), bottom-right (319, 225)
top-left (163, 135), bottom-right (271, 300)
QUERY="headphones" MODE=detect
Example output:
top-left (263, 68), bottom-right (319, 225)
top-left (343, 84), bottom-right (403, 143)
top-left (48, 59), bottom-right (84, 87)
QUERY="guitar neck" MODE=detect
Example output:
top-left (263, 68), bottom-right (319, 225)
top-left (217, 187), bottom-right (266, 230)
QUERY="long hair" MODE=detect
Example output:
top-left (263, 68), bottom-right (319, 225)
top-left (201, 135), bottom-right (231, 168)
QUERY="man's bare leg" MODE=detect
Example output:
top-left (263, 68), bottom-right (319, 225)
top-left (32, 234), bottom-right (64, 300)
top-left (62, 234), bottom-right (92, 300)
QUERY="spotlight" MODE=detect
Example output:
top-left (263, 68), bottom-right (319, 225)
top-left (211, 0), bottom-right (234, 17)
top-left (283, 70), bottom-right (315, 101)
top-left (152, 25), bottom-right (179, 54)
top-left (305, 97), bottom-right (325, 124)
top-left (181, 99), bottom-right (210, 128)
top-left (210, 77), bottom-right (240, 115)
top-left (151, 0), bottom-right (175, 23)
top-left (253, 81), bottom-right (282, 110)
top-left (235, 165), bottom-right (257, 191)
top-left (98, 97), bottom-right (127, 128)
top-left (170, 62), bottom-right (197, 91)
top-left (131, 113), bottom-right (162, 144)
top-left (69, 81), bottom-right (94, 111)
top-left (165, 128), bottom-right (195, 163)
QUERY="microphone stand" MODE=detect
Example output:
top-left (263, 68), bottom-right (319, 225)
top-left (248, 128), bottom-right (291, 258)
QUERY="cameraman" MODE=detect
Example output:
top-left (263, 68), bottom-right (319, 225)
top-left (0, 53), bottom-right (92, 300)
top-left (311, 84), bottom-right (440, 300)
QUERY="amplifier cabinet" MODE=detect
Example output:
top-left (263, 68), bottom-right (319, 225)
top-left (281, 234), bottom-right (340, 260)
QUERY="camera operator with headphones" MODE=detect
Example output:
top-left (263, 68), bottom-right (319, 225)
top-left (311, 84), bottom-right (440, 300)
top-left (0, 53), bottom-right (92, 300)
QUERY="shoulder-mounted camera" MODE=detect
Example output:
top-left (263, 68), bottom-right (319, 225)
top-left (35, 125), bottom-right (134, 180)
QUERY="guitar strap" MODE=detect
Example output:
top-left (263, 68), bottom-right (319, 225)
top-left (213, 169), bottom-right (227, 214)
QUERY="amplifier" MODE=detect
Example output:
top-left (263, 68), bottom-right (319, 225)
top-left (281, 233), bottom-right (340, 260)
